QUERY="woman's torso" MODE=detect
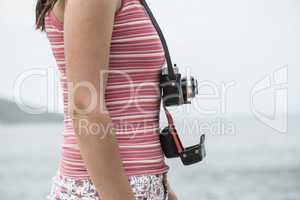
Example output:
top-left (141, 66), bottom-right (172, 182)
top-left (44, 0), bottom-right (169, 178)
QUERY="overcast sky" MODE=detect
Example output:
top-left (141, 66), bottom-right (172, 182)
top-left (0, 0), bottom-right (299, 116)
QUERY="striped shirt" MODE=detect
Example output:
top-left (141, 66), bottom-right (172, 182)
top-left (44, 0), bottom-right (170, 178)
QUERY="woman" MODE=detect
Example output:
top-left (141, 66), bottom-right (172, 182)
top-left (35, 0), bottom-right (178, 199)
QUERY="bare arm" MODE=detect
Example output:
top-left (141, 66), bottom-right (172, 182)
top-left (63, 0), bottom-right (135, 199)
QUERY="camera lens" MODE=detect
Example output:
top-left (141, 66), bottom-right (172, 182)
top-left (191, 77), bottom-right (198, 97)
top-left (182, 76), bottom-right (199, 104)
top-left (194, 79), bottom-right (198, 95)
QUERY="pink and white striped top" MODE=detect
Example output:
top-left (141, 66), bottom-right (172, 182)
top-left (44, 0), bottom-right (170, 178)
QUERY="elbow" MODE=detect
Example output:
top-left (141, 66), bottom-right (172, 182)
top-left (69, 88), bottom-right (108, 118)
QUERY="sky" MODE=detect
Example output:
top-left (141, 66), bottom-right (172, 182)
top-left (0, 0), bottom-right (299, 116)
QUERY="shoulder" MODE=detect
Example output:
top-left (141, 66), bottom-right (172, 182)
top-left (53, 0), bottom-right (124, 22)
top-left (52, 0), bottom-right (65, 24)
top-left (50, 0), bottom-right (122, 28)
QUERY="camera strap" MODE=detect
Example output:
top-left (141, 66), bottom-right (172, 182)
top-left (140, 0), bottom-right (207, 165)
top-left (140, 0), bottom-right (176, 81)
top-left (162, 105), bottom-right (184, 153)
top-left (140, 0), bottom-right (185, 153)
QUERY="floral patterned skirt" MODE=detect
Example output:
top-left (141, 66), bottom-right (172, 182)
top-left (46, 171), bottom-right (169, 200)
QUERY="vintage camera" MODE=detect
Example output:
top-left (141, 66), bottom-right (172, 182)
top-left (159, 63), bottom-right (206, 166)
top-left (160, 64), bottom-right (198, 106)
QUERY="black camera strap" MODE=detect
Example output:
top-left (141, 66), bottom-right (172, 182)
top-left (140, 0), bottom-right (176, 81)
top-left (140, 0), bottom-right (206, 165)
top-left (140, 0), bottom-right (184, 152)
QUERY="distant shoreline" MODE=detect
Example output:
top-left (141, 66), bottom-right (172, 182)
top-left (0, 97), bottom-right (63, 124)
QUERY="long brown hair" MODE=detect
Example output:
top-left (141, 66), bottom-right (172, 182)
top-left (35, 0), bottom-right (58, 31)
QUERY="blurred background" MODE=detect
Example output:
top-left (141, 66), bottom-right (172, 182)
top-left (0, 0), bottom-right (299, 199)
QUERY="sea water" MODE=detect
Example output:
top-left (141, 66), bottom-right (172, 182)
top-left (0, 115), bottom-right (299, 200)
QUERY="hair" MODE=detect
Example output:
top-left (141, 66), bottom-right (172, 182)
top-left (35, 0), bottom-right (58, 31)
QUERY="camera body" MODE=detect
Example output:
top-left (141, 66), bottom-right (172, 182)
top-left (160, 64), bottom-right (198, 106)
